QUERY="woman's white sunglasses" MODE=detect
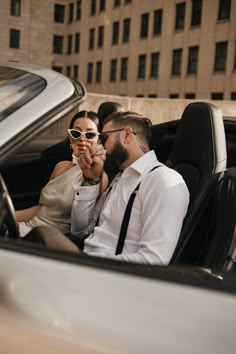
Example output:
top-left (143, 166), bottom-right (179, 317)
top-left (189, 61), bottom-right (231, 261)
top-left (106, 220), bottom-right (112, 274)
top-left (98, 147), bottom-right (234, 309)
top-left (68, 129), bottom-right (99, 140)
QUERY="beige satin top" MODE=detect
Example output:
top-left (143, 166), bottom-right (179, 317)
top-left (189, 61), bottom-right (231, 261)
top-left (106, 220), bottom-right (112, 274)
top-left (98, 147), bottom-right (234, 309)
top-left (20, 165), bottom-right (82, 235)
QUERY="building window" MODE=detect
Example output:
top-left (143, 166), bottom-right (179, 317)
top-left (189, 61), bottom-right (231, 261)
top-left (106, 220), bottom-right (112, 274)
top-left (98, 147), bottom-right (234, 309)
top-left (89, 28), bottom-right (95, 49)
top-left (170, 94), bottom-right (179, 98)
top-left (150, 52), bottom-right (159, 78)
top-left (153, 9), bottom-right (162, 35)
top-left (75, 32), bottom-right (80, 53)
top-left (218, 0), bottom-right (231, 20)
top-left (52, 66), bottom-right (63, 73)
top-left (112, 21), bottom-right (119, 45)
top-left (137, 54), bottom-right (146, 79)
top-left (87, 63), bottom-right (93, 83)
top-left (9, 29), bottom-right (20, 48)
top-left (172, 49), bottom-right (182, 75)
top-left (53, 35), bottom-right (64, 54)
top-left (211, 92), bottom-right (224, 100)
top-left (96, 61), bottom-right (102, 82)
top-left (11, 0), bottom-right (21, 16)
top-left (123, 18), bottom-right (130, 43)
top-left (54, 4), bottom-right (65, 23)
top-left (67, 35), bottom-right (72, 54)
top-left (185, 93), bottom-right (195, 99)
top-left (110, 59), bottom-right (117, 81)
top-left (148, 94), bottom-right (157, 98)
top-left (66, 66), bottom-right (71, 77)
top-left (76, 0), bottom-right (81, 20)
top-left (187, 46), bottom-right (199, 73)
top-left (99, 0), bottom-right (105, 12)
top-left (140, 13), bottom-right (149, 38)
top-left (98, 26), bottom-right (104, 48)
top-left (175, 2), bottom-right (185, 30)
top-left (120, 57), bottom-right (128, 80)
top-left (214, 41), bottom-right (227, 71)
top-left (191, 0), bottom-right (202, 27)
top-left (74, 65), bottom-right (79, 79)
top-left (231, 92), bottom-right (236, 100)
top-left (68, 3), bottom-right (74, 23)
top-left (90, 0), bottom-right (96, 15)
top-left (125, 0), bottom-right (132, 3)
top-left (114, 0), bottom-right (120, 6)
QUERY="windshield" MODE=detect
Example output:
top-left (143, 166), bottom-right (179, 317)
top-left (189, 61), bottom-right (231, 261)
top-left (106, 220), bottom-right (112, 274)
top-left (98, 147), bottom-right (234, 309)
top-left (0, 66), bottom-right (46, 121)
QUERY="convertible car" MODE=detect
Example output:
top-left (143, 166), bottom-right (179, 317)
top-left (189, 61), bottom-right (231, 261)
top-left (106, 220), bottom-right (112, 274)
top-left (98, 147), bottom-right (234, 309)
top-left (0, 63), bottom-right (236, 353)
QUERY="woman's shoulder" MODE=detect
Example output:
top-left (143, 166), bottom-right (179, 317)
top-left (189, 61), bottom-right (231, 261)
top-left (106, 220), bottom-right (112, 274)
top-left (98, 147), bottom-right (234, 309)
top-left (56, 160), bottom-right (73, 168)
top-left (51, 160), bottom-right (75, 179)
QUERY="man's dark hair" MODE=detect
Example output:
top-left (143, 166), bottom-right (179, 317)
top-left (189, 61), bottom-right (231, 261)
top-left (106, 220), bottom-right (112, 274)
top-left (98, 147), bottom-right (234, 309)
top-left (103, 111), bottom-right (152, 143)
top-left (69, 110), bottom-right (99, 129)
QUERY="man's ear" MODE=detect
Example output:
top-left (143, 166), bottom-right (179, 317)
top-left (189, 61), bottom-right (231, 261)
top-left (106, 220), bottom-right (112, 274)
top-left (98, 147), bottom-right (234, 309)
top-left (123, 127), bottom-right (133, 144)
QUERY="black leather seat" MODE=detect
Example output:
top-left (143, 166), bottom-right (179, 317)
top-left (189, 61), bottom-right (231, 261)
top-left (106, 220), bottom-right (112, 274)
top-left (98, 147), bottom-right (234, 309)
top-left (168, 102), bottom-right (227, 265)
top-left (97, 101), bottom-right (125, 129)
top-left (198, 167), bottom-right (236, 271)
top-left (167, 102), bottom-right (227, 204)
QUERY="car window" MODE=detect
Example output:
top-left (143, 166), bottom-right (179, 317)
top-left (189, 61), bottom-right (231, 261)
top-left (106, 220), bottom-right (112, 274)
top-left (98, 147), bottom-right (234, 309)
top-left (0, 66), bottom-right (46, 122)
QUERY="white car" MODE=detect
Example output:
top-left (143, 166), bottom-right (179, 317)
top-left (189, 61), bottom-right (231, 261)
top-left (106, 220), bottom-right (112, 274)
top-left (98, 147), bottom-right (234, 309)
top-left (0, 63), bottom-right (236, 354)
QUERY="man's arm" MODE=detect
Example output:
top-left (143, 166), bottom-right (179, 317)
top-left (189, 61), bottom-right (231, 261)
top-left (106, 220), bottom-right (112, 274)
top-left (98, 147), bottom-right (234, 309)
top-left (71, 182), bottom-right (100, 237)
top-left (71, 142), bottom-right (107, 237)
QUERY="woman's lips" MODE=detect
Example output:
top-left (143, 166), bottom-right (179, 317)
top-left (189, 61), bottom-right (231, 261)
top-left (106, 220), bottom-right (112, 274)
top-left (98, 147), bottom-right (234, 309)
top-left (74, 142), bottom-right (90, 155)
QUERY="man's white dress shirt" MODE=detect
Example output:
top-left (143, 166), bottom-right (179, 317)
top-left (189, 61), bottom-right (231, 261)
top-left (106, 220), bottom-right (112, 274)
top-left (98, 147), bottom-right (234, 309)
top-left (71, 151), bottom-right (189, 265)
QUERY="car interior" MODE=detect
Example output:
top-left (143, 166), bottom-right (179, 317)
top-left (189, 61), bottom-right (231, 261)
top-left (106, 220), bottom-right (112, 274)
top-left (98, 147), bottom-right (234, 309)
top-left (1, 101), bottom-right (236, 275)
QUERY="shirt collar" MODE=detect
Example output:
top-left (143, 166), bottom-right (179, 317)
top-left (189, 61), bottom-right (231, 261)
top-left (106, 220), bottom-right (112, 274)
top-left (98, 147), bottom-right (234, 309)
top-left (122, 150), bottom-right (160, 177)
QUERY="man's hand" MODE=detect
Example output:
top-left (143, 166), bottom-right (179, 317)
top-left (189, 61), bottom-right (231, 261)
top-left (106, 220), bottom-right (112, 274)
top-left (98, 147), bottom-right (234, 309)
top-left (78, 142), bottom-right (106, 179)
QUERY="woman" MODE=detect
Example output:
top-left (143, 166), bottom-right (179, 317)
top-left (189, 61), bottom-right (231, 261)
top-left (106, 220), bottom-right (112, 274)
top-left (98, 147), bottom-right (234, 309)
top-left (16, 110), bottom-right (107, 237)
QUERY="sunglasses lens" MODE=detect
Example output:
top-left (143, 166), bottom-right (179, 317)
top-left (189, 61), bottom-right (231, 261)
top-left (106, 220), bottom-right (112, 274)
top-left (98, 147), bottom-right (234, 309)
top-left (70, 130), bottom-right (81, 139)
top-left (85, 132), bottom-right (97, 140)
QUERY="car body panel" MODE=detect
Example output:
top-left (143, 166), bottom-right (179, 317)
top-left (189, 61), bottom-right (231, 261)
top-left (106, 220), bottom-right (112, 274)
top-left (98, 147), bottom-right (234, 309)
top-left (0, 244), bottom-right (236, 354)
top-left (0, 63), bottom-right (86, 165)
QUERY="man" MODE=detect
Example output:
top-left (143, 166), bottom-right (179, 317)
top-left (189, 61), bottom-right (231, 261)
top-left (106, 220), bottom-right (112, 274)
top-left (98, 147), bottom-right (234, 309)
top-left (71, 111), bottom-right (189, 265)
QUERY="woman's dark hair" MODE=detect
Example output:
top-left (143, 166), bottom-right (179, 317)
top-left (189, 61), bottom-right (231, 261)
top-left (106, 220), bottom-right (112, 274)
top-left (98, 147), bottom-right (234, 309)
top-left (69, 110), bottom-right (99, 129)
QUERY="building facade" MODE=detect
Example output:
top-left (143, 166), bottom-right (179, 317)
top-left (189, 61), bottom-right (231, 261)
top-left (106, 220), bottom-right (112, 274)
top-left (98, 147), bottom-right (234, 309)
top-left (1, 0), bottom-right (236, 99)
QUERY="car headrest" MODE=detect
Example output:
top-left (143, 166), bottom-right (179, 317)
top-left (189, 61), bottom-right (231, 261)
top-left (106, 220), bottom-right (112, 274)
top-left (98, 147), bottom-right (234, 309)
top-left (167, 102), bottom-right (227, 203)
top-left (97, 101), bottom-right (125, 129)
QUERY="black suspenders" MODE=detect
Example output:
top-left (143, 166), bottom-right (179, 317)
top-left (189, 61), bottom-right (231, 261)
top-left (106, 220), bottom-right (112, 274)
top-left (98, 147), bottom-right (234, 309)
top-left (115, 166), bottom-right (161, 255)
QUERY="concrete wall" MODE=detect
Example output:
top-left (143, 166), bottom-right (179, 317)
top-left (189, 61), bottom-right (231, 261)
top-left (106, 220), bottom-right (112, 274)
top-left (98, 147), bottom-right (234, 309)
top-left (47, 93), bottom-right (236, 137)
top-left (80, 93), bottom-right (236, 125)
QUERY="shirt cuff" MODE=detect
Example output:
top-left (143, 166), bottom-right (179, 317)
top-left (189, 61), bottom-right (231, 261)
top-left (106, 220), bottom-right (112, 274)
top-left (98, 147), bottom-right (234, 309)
top-left (73, 183), bottom-right (100, 201)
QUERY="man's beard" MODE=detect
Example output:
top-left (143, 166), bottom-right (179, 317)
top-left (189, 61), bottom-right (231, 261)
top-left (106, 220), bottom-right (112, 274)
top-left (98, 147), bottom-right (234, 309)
top-left (104, 140), bottom-right (129, 176)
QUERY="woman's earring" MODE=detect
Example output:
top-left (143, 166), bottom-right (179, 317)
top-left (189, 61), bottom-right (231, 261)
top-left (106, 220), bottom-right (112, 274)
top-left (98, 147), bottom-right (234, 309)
top-left (70, 144), bottom-right (72, 149)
